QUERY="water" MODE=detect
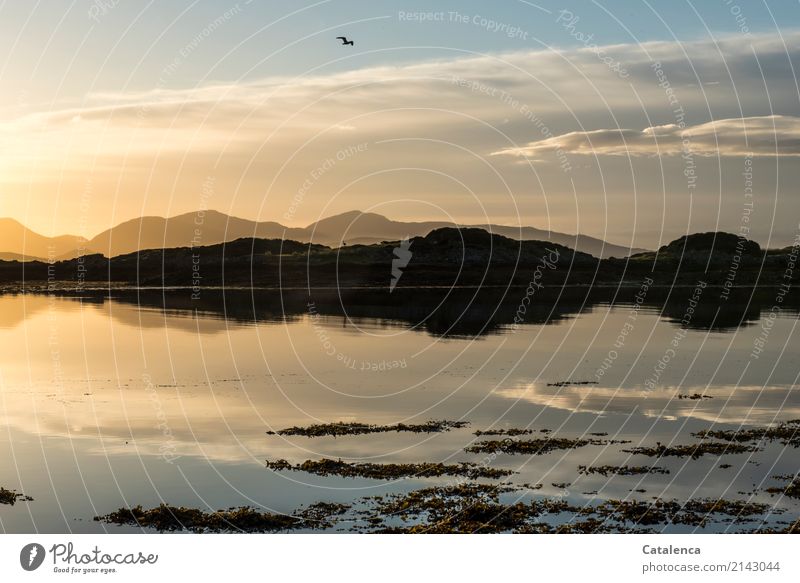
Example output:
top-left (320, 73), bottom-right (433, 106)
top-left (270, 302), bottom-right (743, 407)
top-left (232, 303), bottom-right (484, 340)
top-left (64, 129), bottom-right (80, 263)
top-left (0, 289), bottom-right (798, 533)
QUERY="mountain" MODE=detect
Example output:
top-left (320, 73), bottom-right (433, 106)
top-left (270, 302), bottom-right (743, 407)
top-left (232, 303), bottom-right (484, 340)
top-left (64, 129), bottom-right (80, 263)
top-left (0, 252), bottom-right (45, 262)
top-left (84, 210), bottom-right (309, 258)
top-left (0, 210), bottom-right (646, 260)
top-left (0, 218), bottom-right (86, 260)
top-left (303, 211), bottom-right (645, 258)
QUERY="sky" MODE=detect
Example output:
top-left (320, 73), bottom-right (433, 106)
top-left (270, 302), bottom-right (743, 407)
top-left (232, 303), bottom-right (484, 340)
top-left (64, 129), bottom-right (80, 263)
top-left (0, 0), bottom-right (799, 249)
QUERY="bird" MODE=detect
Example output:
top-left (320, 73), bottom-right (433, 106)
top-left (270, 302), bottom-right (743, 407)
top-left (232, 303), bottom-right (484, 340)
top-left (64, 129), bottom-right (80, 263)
top-left (336, 36), bottom-right (354, 46)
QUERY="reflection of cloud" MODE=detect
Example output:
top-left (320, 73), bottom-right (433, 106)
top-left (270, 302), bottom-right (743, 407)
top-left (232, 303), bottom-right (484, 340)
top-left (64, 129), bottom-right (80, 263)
top-left (499, 383), bottom-right (800, 425)
top-left (0, 379), bottom-right (273, 463)
top-left (493, 115), bottom-right (800, 158)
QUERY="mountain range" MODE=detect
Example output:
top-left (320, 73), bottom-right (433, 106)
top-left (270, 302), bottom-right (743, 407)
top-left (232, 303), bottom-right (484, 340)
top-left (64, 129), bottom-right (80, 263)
top-left (3, 227), bottom-right (795, 294)
top-left (0, 210), bottom-right (647, 260)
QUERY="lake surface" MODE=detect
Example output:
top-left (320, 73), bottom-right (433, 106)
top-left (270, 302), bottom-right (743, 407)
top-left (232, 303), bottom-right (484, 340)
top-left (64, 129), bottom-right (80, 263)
top-left (0, 288), bottom-right (798, 533)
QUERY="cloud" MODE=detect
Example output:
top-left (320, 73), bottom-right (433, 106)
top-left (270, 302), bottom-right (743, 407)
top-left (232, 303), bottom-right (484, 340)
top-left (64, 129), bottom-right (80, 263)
top-left (3, 30), bottom-right (800, 169)
top-left (491, 115), bottom-right (800, 158)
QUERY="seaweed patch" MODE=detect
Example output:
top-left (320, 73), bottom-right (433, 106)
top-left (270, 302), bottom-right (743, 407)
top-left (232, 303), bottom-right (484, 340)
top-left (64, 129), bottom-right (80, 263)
top-left (466, 436), bottom-right (629, 455)
top-left (266, 419), bottom-right (469, 437)
top-left (0, 487), bottom-right (33, 506)
top-left (693, 420), bottom-right (800, 448)
top-left (623, 441), bottom-right (760, 459)
top-left (577, 465), bottom-right (669, 476)
top-left (266, 458), bottom-right (515, 480)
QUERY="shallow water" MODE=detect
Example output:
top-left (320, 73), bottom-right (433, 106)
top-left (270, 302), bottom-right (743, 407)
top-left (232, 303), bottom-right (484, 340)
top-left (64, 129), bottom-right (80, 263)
top-left (0, 289), bottom-right (798, 533)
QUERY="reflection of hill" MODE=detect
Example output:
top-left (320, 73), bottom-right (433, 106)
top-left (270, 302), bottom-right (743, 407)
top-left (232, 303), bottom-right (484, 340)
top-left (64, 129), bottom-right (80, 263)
top-left (659, 298), bottom-right (763, 331)
top-left (29, 285), bottom-right (800, 338)
top-left (0, 294), bottom-right (43, 329)
top-left (91, 299), bottom-right (236, 335)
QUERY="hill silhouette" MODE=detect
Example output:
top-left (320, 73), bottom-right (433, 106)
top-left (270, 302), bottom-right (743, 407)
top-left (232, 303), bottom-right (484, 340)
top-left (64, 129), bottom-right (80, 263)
top-left (0, 210), bottom-right (646, 260)
top-left (658, 232), bottom-right (761, 255)
top-left (0, 228), bottom-right (796, 293)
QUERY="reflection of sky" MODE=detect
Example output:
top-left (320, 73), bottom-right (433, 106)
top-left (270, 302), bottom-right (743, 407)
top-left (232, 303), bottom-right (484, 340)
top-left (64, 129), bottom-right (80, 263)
top-left (0, 294), bottom-right (798, 532)
top-left (500, 383), bottom-right (800, 424)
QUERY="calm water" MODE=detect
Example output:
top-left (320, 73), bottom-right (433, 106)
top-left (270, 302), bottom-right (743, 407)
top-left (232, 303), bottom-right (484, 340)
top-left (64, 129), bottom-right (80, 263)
top-left (0, 289), bottom-right (798, 533)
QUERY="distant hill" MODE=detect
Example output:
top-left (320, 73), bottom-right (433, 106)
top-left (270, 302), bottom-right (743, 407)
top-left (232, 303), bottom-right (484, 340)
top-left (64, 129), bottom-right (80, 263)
top-left (84, 210), bottom-right (309, 259)
top-left (0, 210), bottom-right (647, 260)
top-left (305, 211), bottom-right (646, 259)
top-left (0, 218), bottom-right (86, 260)
top-left (0, 252), bottom-right (44, 262)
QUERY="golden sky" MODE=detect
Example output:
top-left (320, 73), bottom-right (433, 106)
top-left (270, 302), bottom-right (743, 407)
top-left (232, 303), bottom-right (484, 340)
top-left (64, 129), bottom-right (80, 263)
top-left (1, 2), bottom-right (799, 248)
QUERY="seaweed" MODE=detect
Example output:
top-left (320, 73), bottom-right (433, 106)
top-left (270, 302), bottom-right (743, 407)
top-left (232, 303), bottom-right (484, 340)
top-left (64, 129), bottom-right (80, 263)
top-left (693, 420), bottom-right (800, 447)
top-left (95, 501), bottom-right (351, 532)
top-left (622, 441), bottom-right (760, 459)
top-left (0, 487), bottom-right (33, 506)
top-left (294, 502), bottom-right (351, 528)
top-left (96, 487), bottom-right (785, 534)
top-left (360, 485), bottom-right (773, 532)
top-left (765, 475), bottom-right (800, 499)
top-left (474, 428), bottom-right (534, 436)
top-left (587, 498), bottom-right (770, 527)
top-left (364, 483), bottom-right (576, 534)
top-left (266, 458), bottom-right (515, 480)
top-left (266, 419), bottom-right (468, 437)
top-left (577, 465), bottom-right (669, 476)
top-left (95, 505), bottom-right (305, 533)
top-left (465, 436), bottom-right (628, 456)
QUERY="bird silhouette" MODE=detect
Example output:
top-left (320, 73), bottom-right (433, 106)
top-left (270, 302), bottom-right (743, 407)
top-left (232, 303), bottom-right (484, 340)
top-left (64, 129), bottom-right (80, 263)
top-left (336, 36), bottom-right (354, 46)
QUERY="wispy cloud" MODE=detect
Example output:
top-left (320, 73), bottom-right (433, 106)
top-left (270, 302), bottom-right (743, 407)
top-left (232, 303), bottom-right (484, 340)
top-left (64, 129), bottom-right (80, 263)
top-left (492, 115), bottom-right (800, 158)
top-left (2, 30), bottom-right (799, 168)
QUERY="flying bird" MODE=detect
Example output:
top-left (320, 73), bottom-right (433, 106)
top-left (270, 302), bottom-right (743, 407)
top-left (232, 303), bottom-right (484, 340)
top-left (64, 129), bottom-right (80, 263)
top-left (336, 36), bottom-right (354, 46)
